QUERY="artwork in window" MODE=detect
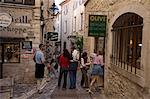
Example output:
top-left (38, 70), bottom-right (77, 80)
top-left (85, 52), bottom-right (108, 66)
top-left (4, 43), bottom-right (20, 63)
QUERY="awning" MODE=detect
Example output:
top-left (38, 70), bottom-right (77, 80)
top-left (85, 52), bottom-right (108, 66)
top-left (0, 37), bottom-right (25, 43)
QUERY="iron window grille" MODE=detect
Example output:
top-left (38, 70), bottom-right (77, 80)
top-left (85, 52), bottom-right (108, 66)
top-left (111, 12), bottom-right (143, 74)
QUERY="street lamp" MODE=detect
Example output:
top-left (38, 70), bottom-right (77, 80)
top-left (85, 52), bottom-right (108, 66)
top-left (48, 2), bottom-right (59, 19)
top-left (40, 1), bottom-right (59, 43)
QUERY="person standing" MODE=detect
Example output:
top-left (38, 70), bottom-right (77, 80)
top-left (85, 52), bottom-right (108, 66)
top-left (87, 50), bottom-right (104, 93)
top-left (34, 44), bottom-right (46, 94)
top-left (58, 49), bottom-right (70, 89)
top-left (69, 46), bottom-right (79, 89)
top-left (80, 52), bottom-right (91, 88)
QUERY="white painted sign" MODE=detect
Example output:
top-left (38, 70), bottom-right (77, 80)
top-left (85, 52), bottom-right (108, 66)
top-left (0, 13), bottom-right (12, 27)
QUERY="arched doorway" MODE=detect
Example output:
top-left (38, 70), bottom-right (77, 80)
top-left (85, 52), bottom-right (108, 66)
top-left (111, 12), bottom-right (143, 74)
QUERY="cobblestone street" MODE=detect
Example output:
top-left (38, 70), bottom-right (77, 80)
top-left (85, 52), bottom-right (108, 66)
top-left (28, 78), bottom-right (57, 99)
top-left (25, 71), bottom-right (107, 99)
top-left (13, 84), bottom-right (36, 98)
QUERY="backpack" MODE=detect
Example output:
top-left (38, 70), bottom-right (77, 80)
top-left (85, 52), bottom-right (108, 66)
top-left (33, 53), bottom-right (36, 62)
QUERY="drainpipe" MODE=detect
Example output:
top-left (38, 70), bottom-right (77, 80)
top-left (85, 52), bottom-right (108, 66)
top-left (0, 44), bottom-right (4, 79)
top-left (60, 10), bottom-right (63, 53)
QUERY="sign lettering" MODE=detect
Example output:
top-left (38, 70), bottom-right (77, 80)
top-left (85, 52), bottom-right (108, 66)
top-left (0, 13), bottom-right (12, 27)
top-left (47, 32), bottom-right (58, 41)
top-left (88, 15), bottom-right (107, 37)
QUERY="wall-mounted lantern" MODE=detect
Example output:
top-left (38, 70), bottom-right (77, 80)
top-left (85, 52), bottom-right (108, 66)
top-left (48, 2), bottom-right (59, 19)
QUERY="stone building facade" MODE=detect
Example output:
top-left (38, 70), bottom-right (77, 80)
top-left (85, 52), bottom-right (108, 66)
top-left (59, 0), bottom-right (88, 53)
top-left (0, 0), bottom-right (42, 83)
top-left (59, 0), bottom-right (74, 51)
top-left (85, 0), bottom-right (150, 98)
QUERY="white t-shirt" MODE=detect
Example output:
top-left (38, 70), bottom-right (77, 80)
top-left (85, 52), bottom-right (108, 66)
top-left (72, 49), bottom-right (79, 62)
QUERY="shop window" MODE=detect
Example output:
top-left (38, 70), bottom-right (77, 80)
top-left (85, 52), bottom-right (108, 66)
top-left (4, 0), bottom-right (23, 4)
top-left (4, 43), bottom-right (20, 63)
top-left (111, 12), bottom-right (143, 74)
top-left (24, 0), bottom-right (35, 5)
top-left (4, 0), bottom-right (35, 5)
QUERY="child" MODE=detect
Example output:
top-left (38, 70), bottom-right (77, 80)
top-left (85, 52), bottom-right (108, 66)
top-left (47, 59), bottom-right (58, 78)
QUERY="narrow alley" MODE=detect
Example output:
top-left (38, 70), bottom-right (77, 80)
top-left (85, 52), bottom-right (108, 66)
top-left (0, 0), bottom-right (150, 99)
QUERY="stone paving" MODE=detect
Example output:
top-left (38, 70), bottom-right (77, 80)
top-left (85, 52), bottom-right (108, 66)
top-left (12, 74), bottom-right (150, 99)
top-left (13, 83), bottom-right (36, 98)
top-left (26, 70), bottom-right (107, 99)
top-left (27, 78), bottom-right (57, 99)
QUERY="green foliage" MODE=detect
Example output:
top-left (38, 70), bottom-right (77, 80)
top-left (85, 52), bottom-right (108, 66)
top-left (75, 36), bottom-right (83, 52)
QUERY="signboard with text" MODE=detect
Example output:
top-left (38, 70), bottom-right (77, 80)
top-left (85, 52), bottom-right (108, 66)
top-left (22, 41), bottom-right (32, 49)
top-left (47, 32), bottom-right (58, 41)
top-left (0, 13), bottom-right (12, 27)
top-left (0, 8), bottom-right (32, 38)
top-left (88, 15), bottom-right (107, 37)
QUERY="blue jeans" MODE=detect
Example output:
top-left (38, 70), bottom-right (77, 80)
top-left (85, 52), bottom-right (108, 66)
top-left (69, 62), bottom-right (78, 88)
top-left (69, 70), bottom-right (77, 88)
top-left (58, 67), bottom-right (68, 88)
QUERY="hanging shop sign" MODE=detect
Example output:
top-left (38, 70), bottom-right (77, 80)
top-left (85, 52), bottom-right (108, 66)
top-left (0, 13), bottom-right (12, 27)
top-left (47, 32), bottom-right (58, 41)
top-left (88, 15), bottom-right (107, 37)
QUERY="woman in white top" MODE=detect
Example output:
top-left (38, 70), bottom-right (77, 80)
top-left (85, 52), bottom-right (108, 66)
top-left (80, 52), bottom-right (91, 88)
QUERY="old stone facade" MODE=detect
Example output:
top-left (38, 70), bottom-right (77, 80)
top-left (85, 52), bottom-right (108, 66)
top-left (0, 0), bottom-right (42, 83)
top-left (85, 0), bottom-right (150, 98)
top-left (59, 0), bottom-right (87, 53)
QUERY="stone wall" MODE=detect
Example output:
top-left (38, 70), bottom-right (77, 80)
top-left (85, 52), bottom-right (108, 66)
top-left (106, 68), bottom-right (144, 99)
top-left (85, 0), bottom-right (150, 98)
top-left (3, 56), bottom-right (36, 84)
top-left (1, 1), bottom-right (41, 84)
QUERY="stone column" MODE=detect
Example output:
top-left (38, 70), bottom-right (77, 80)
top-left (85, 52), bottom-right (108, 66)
top-left (144, 21), bottom-right (150, 93)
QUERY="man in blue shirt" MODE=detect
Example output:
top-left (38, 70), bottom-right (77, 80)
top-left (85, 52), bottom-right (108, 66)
top-left (34, 44), bottom-right (46, 94)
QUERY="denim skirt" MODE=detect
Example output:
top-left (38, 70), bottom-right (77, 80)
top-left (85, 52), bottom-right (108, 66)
top-left (91, 64), bottom-right (103, 76)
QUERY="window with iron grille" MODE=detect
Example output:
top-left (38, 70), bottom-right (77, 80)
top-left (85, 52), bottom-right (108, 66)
top-left (111, 12), bottom-right (143, 74)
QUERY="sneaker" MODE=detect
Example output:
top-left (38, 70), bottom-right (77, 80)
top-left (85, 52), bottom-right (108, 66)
top-left (38, 90), bottom-right (43, 94)
top-left (88, 90), bottom-right (93, 94)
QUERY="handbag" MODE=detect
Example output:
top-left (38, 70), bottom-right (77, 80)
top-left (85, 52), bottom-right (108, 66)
top-left (85, 64), bottom-right (90, 70)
